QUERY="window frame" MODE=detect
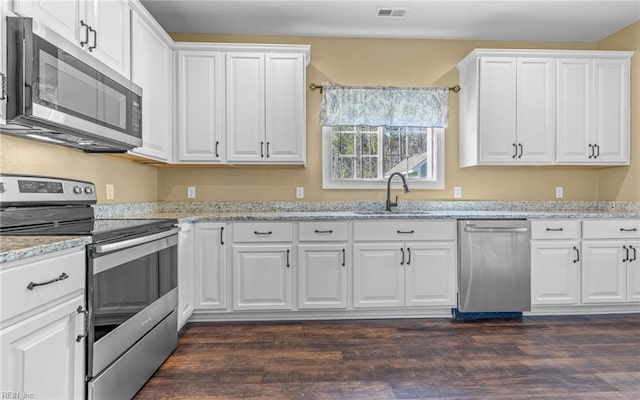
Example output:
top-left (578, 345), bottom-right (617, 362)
top-left (322, 126), bottom-right (446, 190)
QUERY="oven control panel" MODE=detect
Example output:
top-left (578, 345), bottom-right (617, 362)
top-left (0, 174), bottom-right (97, 205)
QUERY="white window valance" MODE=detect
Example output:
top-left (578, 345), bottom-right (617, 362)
top-left (319, 84), bottom-right (449, 128)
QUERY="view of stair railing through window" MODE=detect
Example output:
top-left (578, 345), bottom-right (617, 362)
top-left (330, 126), bottom-right (435, 182)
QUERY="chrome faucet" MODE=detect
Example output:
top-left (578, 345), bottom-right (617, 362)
top-left (385, 172), bottom-right (410, 212)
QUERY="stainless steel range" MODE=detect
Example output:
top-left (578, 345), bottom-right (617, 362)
top-left (0, 174), bottom-right (179, 400)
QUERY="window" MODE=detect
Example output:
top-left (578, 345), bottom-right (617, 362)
top-left (323, 126), bottom-right (445, 189)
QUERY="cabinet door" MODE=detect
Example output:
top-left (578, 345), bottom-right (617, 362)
top-left (516, 58), bottom-right (555, 164)
top-left (353, 244), bottom-right (404, 308)
top-left (627, 241), bottom-right (640, 303)
top-left (84, 0), bottom-right (130, 78)
top-left (265, 53), bottom-right (305, 163)
top-left (556, 58), bottom-right (592, 163)
top-left (194, 223), bottom-right (227, 310)
top-left (14, 0), bottom-right (83, 46)
top-left (592, 58), bottom-right (629, 163)
top-left (531, 241), bottom-right (580, 305)
top-left (298, 244), bottom-right (348, 309)
top-left (177, 51), bottom-right (225, 162)
top-left (130, 12), bottom-right (172, 161)
top-left (233, 244), bottom-right (292, 310)
top-left (478, 57), bottom-right (517, 163)
top-left (226, 53), bottom-right (265, 162)
top-left (582, 241), bottom-right (626, 303)
top-left (177, 223), bottom-right (195, 328)
top-left (405, 243), bottom-right (456, 307)
top-left (0, 295), bottom-right (85, 400)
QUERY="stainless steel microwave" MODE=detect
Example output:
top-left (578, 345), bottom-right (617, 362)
top-left (1, 17), bottom-right (142, 152)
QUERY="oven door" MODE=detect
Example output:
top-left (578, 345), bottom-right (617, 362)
top-left (87, 227), bottom-right (179, 379)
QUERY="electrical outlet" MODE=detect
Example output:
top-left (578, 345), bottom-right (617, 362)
top-left (187, 186), bottom-right (196, 199)
top-left (296, 186), bottom-right (304, 199)
top-left (454, 186), bottom-right (462, 199)
top-left (106, 184), bottom-right (114, 200)
top-left (556, 186), bottom-right (564, 199)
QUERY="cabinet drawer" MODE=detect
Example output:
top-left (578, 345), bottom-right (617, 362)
top-left (531, 220), bottom-right (581, 240)
top-left (299, 222), bottom-right (349, 242)
top-left (233, 222), bottom-right (293, 242)
top-left (582, 219), bottom-right (640, 239)
top-left (1, 248), bottom-right (85, 324)
top-left (353, 220), bottom-right (455, 242)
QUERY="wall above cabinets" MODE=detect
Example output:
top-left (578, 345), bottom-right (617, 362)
top-left (457, 49), bottom-right (633, 168)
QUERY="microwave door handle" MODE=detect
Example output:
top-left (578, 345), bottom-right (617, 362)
top-left (93, 227), bottom-right (180, 254)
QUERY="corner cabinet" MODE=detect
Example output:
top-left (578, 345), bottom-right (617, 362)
top-left (176, 51), bottom-right (225, 162)
top-left (457, 49), bottom-right (633, 167)
top-left (128, 3), bottom-right (173, 162)
top-left (226, 52), bottom-right (306, 164)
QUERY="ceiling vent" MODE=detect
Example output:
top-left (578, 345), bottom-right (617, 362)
top-left (376, 7), bottom-right (408, 19)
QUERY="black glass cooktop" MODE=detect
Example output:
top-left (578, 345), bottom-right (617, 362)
top-left (1, 218), bottom-right (177, 243)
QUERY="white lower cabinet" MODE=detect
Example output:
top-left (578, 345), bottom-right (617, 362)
top-left (581, 220), bottom-right (640, 304)
top-left (177, 223), bottom-right (195, 328)
top-left (530, 220), bottom-right (582, 305)
top-left (352, 220), bottom-right (457, 309)
top-left (233, 245), bottom-right (292, 310)
top-left (405, 243), bottom-right (457, 307)
top-left (531, 241), bottom-right (580, 305)
top-left (0, 295), bottom-right (85, 400)
top-left (581, 241), bottom-right (631, 303)
top-left (353, 242), bottom-right (456, 308)
top-left (231, 222), bottom-right (293, 311)
top-left (353, 244), bottom-right (404, 308)
top-left (298, 244), bottom-right (348, 309)
top-left (194, 223), bottom-right (227, 310)
top-left (0, 247), bottom-right (86, 400)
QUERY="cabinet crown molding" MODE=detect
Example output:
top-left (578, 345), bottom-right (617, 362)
top-left (458, 48), bottom-right (635, 69)
top-left (175, 42), bottom-right (311, 66)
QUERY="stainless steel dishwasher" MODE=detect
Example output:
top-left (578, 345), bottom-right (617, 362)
top-left (458, 220), bottom-right (531, 313)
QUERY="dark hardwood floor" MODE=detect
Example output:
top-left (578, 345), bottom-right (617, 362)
top-left (136, 314), bottom-right (640, 399)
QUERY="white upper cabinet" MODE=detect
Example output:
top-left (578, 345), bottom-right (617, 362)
top-left (174, 44), bottom-right (309, 165)
top-left (14, 0), bottom-right (131, 78)
top-left (226, 53), bottom-right (266, 162)
top-left (556, 57), bottom-right (630, 164)
top-left (265, 53), bottom-right (306, 163)
top-left (458, 49), bottom-right (632, 167)
top-left (129, 5), bottom-right (173, 162)
top-left (226, 51), bottom-right (307, 164)
top-left (177, 51), bottom-right (225, 162)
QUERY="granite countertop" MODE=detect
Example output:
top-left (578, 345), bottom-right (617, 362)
top-left (4, 201), bottom-right (638, 264)
top-left (0, 236), bottom-right (91, 264)
top-left (125, 209), bottom-right (640, 224)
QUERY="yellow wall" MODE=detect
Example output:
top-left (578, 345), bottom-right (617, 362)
top-left (597, 21), bottom-right (640, 201)
top-left (160, 34), bottom-right (603, 202)
top-left (1, 24), bottom-right (637, 204)
top-left (0, 135), bottom-right (158, 203)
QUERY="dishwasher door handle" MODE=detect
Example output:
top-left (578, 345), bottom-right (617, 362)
top-left (464, 226), bottom-right (529, 233)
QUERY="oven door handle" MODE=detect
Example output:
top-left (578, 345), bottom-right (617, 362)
top-left (93, 227), bottom-right (181, 254)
